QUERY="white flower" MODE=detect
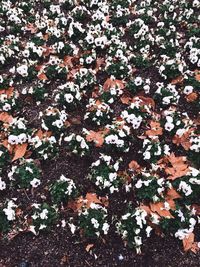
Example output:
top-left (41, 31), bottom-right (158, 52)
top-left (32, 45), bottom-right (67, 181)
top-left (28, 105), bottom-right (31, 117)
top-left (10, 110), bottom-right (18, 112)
top-left (178, 181), bottom-right (192, 196)
top-left (3, 200), bottom-right (16, 221)
top-left (8, 134), bottom-right (18, 145)
top-left (64, 93), bottom-right (74, 103)
top-left (165, 122), bottom-right (174, 131)
top-left (91, 218), bottom-right (99, 229)
top-left (30, 178), bottom-right (41, 188)
top-left (183, 86), bottom-right (193, 95)
top-left (40, 209), bottom-right (48, 220)
top-left (0, 178), bottom-right (6, 190)
top-left (102, 222), bottom-right (110, 235)
top-left (134, 77), bottom-right (143, 86)
top-left (68, 223), bottom-right (76, 234)
top-left (143, 151), bottom-right (151, 160)
top-left (17, 65), bottom-right (28, 77)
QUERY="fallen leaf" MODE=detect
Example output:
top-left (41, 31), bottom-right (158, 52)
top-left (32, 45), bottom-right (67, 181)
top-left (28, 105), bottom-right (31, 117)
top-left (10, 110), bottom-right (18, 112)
top-left (120, 95), bottom-right (133, 105)
top-left (38, 73), bottom-right (48, 81)
top-left (128, 160), bottom-right (141, 172)
top-left (183, 232), bottom-right (195, 252)
top-left (85, 244), bottom-right (94, 252)
top-left (171, 76), bottom-right (184, 85)
top-left (150, 202), bottom-right (174, 218)
top-left (86, 129), bottom-right (109, 147)
top-left (146, 121), bottom-right (163, 137)
top-left (103, 78), bottom-right (125, 91)
top-left (165, 153), bottom-right (189, 180)
top-left (166, 187), bottom-right (181, 200)
top-left (12, 143), bottom-right (28, 162)
top-left (186, 92), bottom-right (198, 102)
top-left (0, 112), bottom-right (13, 124)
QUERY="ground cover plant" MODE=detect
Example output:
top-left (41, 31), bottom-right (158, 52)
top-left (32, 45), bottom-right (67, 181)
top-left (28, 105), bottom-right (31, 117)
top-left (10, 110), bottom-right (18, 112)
top-left (0, 0), bottom-right (200, 266)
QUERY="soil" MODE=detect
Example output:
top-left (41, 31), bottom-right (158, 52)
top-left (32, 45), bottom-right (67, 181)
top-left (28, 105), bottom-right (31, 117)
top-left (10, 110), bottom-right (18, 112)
top-left (0, 228), bottom-right (200, 267)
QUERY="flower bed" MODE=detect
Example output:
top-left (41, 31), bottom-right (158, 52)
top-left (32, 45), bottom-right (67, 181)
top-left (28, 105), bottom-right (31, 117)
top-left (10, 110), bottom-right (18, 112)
top-left (0, 0), bottom-right (200, 260)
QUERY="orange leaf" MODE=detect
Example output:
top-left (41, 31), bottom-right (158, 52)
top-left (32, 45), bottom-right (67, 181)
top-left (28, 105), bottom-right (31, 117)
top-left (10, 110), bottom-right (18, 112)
top-left (86, 129), bottom-right (109, 147)
top-left (103, 78), bottom-right (125, 91)
top-left (85, 244), bottom-right (94, 252)
top-left (166, 187), bottom-right (181, 200)
top-left (171, 76), bottom-right (184, 85)
top-left (38, 73), bottom-right (48, 81)
top-left (12, 143), bottom-right (28, 162)
top-left (183, 232), bottom-right (195, 252)
top-left (195, 69), bottom-right (200, 82)
top-left (146, 121), bottom-right (163, 137)
top-left (150, 202), bottom-right (174, 218)
top-left (120, 95), bottom-right (133, 105)
top-left (165, 153), bottom-right (189, 180)
top-left (186, 92), bottom-right (198, 102)
top-left (128, 160), bottom-right (141, 172)
top-left (0, 112), bottom-right (13, 124)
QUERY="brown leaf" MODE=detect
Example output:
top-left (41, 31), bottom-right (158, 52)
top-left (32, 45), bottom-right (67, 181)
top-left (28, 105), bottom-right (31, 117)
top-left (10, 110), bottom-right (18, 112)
top-left (146, 121), bottom-right (163, 137)
top-left (38, 73), bottom-right (48, 81)
top-left (120, 95), bottom-right (133, 105)
top-left (103, 78), bottom-right (125, 91)
top-left (128, 160), bottom-right (141, 172)
top-left (183, 232), bottom-right (195, 252)
top-left (0, 112), bottom-right (13, 124)
top-left (165, 153), bottom-right (189, 180)
top-left (86, 129), bottom-right (109, 147)
top-left (12, 143), bottom-right (28, 162)
top-left (186, 92), bottom-right (198, 102)
top-left (85, 244), bottom-right (94, 252)
top-left (166, 187), bottom-right (181, 200)
top-left (195, 69), bottom-right (200, 82)
top-left (150, 202), bottom-right (174, 218)
top-left (171, 76), bottom-right (184, 85)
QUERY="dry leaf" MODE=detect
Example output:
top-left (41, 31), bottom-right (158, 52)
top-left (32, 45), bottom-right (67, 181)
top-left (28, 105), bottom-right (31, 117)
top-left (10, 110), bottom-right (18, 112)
top-left (166, 187), bottom-right (181, 200)
top-left (0, 112), bottom-right (13, 124)
top-left (85, 244), bottom-right (94, 252)
top-left (186, 92), bottom-right (198, 102)
top-left (146, 121), bottom-right (163, 137)
top-left (38, 72), bottom-right (48, 81)
top-left (128, 160), bottom-right (141, 172)
top-left (165, 153), bottom-right (189, 180)
top-left (103, 78), bottom-right (125, 91)
top-left (150, 202), bottom-right (174, 218)
top-left (183, 232), bottom-right (195, 252)
top-left (12, 143), bottom-right (28, 162)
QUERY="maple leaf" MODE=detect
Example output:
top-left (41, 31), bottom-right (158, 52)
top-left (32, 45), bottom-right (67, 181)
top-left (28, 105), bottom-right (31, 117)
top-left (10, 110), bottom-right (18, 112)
top-left (38, 73), bottom-right (48, 81)
top-left (12, 143), bottom-right (28, 162)
top-left (171, 75), bottom-right (184, 85)
top-left (86, 129), bottom-right (109, 147)
top-left (128, 160), bottom-right (141, 172)
top-left (146, 121), bottom-right (163, 137)
top-left (165, 153), bottom-right (189, 180)
top-left (166, 187), bottom-right (181, 200)
top-left (183, 232), bottom-right (195, 252)
top-left (103, 78), bottom-right (125, 91)
top-left (172, 129), bottom-right (193, 151)
top-left (0, 112), bottom-right (13, 124)
top-left (150, 202), bottom-right (174, 218)
top-left (120, 95), bottom-right (133, 105)
top-left (195, 69), bottom-right (200, 82)
top-left (186, 92), bottom-right (198, 102)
